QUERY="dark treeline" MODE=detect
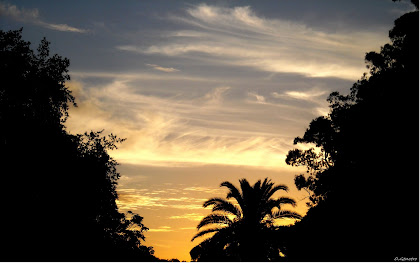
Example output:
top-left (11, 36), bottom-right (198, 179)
top-left (190, 0), bottom-right (419, 261)
top-left (0, 29), bottom-right (158, 261)
top-left (282, 0), bottom-right (419, 261)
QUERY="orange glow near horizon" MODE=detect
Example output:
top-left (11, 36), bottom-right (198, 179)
top-left (114, 162), bottom-right (309, 261)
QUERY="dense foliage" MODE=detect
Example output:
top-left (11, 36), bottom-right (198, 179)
top-left (284, 1), bottom-right (419, 261)
top-left (0, 29), bottom-right (156, 261)
top-left (190, 178), bottom-right (301, 261)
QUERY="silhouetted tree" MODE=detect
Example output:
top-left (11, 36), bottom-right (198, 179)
top-left (0, 28), bottom-right (156, 261)
top-left (284, 2), bottom-right (418, 261)
top-left (190, 178), bottom-right (301, 261)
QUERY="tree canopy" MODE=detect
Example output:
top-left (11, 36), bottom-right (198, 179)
top-left (284, 2), bottom-right (419, 261)
top-left (0, 28), bottom-right (156, 261)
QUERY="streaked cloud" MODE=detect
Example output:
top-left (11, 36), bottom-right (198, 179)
top-left (169, 213), bottom-right (204, 221)
top-left (117, 188), bottom-right (211, 211)
top-left (0, 2), bottom-right (87, 33)
top-left (70, 71), bottom-right (220, 83)
top-left (271, 88), bottom-right (330, 116)
top-left (116, 4), bottom-right (388, 80)
top-left (146, 64), bottom-right (180, 73)
top-left (183, 186), bottom-right (220, 194)
top-left (149, 226), bottom-right (173, 232)
top-left (66, 80), bottom-right (308, 169)
top-left (248, 92), bottom-right (266, 104)
top-left (203, 86), bottom-right (231, 105)
top-left (275, 90), bottom-right (328, 101)
top-left (170, 204), bottom-right (204, 210)
top-left (117, 189), bottom-right (166, 209)
top-left (179, 227), bottom-right (197, 230)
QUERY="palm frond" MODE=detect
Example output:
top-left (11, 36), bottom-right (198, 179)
top-left (260, 178), bottom-right (275, 199)
top-left (203, 197), bottom-right (224, 208)
top-left (212, 200), bottom-right (242, 218)
top-left (277, 196), bottom-right (297, 207)
top-left (261, 199), bottom-right (281, 217)
top-left (266, 184), bottom-right (289, 199)
top-left (197, 214), bottom-right (233, 229)
top-left (191, 227), bottom-right (224, 241)
top-left (253, 179), bottom-right (262, 191)
top-left (221, 181), bottom-right (244, 208)
top-left (203, 198), bottom-right (240, 216)
top-left (271, 210), bottom-right (302, 220)
top-left (239, 178), bottom-right (252, 202)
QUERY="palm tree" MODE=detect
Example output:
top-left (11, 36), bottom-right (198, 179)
top-left (190, 178), bottom-right (302, 261)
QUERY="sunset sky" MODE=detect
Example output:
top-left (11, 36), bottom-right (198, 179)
top-left (0, 1), bottom-right (414, 260)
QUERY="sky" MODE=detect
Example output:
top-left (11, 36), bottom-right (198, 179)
top-left (0, 0), bottom-right (414, 261)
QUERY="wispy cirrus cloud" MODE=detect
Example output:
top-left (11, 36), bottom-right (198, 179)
top-left (273, 90), bottom-right (328, 101)
top-left (272, 88), bottom-right (330, 116)
top-left (146, 63), bottom-right (180, 73)
top-left (248, 92), bottom-right (266, 104)
top-left (0, 2), bottom-right (87, 33)
top-left (203, 86), bottom-right (230, 105)
top-left (66, 79), bottom-right (307, 169)
top-left (116, 4), bottom-right (387, 80)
